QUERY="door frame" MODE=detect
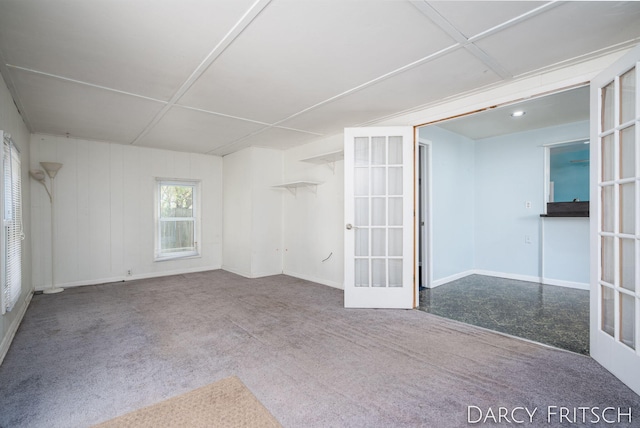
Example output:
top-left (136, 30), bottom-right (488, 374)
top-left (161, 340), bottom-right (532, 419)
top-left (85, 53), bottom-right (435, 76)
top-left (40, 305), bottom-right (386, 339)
top-left (414, 137), bottom-right (433, 295)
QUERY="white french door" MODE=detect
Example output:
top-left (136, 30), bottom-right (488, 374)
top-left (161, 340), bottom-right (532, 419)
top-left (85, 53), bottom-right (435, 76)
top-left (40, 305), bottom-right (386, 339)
top-left (590, 44), bottom-right (640, 395)
top-left (344, 127), bottom-right (414, 309)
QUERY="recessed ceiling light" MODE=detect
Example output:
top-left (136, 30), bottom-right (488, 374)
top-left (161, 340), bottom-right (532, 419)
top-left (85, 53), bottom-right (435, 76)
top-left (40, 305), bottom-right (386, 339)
top-left (511, 110), bottom-right (525, 117)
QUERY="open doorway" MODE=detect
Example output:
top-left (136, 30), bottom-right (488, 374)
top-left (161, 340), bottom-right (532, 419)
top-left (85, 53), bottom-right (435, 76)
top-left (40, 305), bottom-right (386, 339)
top-left (415, 86), bottom-right (590, 354)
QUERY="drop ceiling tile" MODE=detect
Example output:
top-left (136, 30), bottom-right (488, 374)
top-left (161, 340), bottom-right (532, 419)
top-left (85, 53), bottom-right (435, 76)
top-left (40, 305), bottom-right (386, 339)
top-left (428, 1), bottom-right (546, 39)
top-left (280, 48), bottom-right (501, 135)
top-left (0, 0), bottom-right (255, 100)
top-left (10, 69), bottom-right (165, 143)
top-left (211, 127), bottom-right (322, 156)
top-left (178, 0), bottom-right (456, 123)
top-left (474, 2), bottom-right (640, 77)
top-left (137, 106), bottom-right (266, 154)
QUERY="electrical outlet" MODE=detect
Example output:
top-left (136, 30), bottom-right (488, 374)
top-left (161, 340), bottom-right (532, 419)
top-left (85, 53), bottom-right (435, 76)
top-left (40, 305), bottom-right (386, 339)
top-left (126, 269), bottom-right (132, 276)
top-left (525, 235), bottom-right (532, 244)
top-left (525, 201), bottom-right (532, 209)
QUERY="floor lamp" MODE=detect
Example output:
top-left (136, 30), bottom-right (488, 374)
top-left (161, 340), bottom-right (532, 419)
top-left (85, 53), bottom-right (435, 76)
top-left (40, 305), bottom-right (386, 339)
top-left (29, 162), bottom-right (63, 294)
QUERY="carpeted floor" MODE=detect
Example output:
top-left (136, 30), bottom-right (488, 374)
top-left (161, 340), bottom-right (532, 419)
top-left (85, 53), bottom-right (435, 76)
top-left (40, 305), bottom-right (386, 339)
top-left (0, 270), bottom-right (638, 427)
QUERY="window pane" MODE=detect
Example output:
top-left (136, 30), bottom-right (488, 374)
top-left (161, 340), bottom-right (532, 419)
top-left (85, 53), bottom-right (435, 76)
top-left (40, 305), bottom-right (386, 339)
top-left (355, 137), bottom-right (369, 166)
top-left (601, 285), bottom-right (615, 337)
top-left (388, 167), bottom-right (402, 195)
top-left (620, 182), bottom-right (635, 235)
top-left (371, 136), bottom-right (386, 165)
top-left (601, 81), bottom-right (614, 131)
top-left (620, 126), bottom-right (635, 179)
top-left (388, 259), bottom-right (402, 287)
top-left (601, 185), bottom-right (614, 233)
top-left (601, 236), bottom-right (614, 284)
top-left (388, 136), bottom-right (402, 164)
top-left (372, 167), bottom-right (386, 195)
top-left (388, 228), bottom-right (402, 257)
top-left (372, 197), bottom-right (385, 226)
top-left (355, 228), bottom-right (368, 257)
top-left (620, 293), bottom-right (636, 349)
top-left (620, 67), bottom-right (636, 124)
top-left (601, 134), bottom-right (614, 182)
top-left (160, 185), bottom-right (193, 217)
top-left (372, 228), bottom-right (385, 257)
top-left (354, 198), bottom-right (368, 227)
top-left (620, 238), bottom-right (635, 292)
top-left (372, 259), bottom-right (386, 287)
top-left (355, 259), bottom-right (369, 287)
top-left (160, 220), bottom-right (194, 253)
top-left (355, 168), bottom-right (369, 196)
top-left (388, 197), bottom-right (402, 226)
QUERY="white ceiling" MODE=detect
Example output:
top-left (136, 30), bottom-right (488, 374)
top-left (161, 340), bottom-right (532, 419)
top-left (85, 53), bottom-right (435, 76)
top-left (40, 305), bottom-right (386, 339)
top-left (0, 1), bottom-right (638, 156)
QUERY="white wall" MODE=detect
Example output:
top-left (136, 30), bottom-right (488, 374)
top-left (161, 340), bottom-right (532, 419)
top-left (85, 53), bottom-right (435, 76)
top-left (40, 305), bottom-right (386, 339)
top-left (282, 135), bottom-right (344, 289)
top-left (419, 126), bottom-right (475, 283)
top-left (223, 146), bottom-right (283, 278)
top-left (0, 73), bottom-right (32, 364)
top-left (30, 134), bottom-right (223, 289)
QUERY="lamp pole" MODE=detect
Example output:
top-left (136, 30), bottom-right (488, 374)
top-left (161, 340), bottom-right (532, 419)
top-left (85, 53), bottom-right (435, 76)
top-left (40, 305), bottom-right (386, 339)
top-left (41, 162), bottom-right (63, 294)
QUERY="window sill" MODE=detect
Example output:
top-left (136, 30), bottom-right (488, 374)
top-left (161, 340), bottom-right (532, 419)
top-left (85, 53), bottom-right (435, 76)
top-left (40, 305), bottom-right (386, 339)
top-left (541, 201), bottom-right (589, 218)
top-left (154, 252), bottom-right (201, 262)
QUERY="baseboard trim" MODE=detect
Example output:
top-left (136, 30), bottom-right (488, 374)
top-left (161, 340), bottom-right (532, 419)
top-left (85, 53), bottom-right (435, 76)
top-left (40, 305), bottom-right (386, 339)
top-left (222, 266), bottom-right (284, 279)
top-left (432, 269), bottom-right (589, 291)
top-left (34, 265), bottom-right (223, 291)
top-left (431, 270), bottom-right (475, 288)
top-left (0, 290), bottom-right (33, 366)
top-left (283, 270), bottom-right (343, 290)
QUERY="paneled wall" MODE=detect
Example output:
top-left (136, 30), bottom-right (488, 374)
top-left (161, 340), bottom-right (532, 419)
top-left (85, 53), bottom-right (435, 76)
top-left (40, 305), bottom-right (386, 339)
top-left (30, 135), bottom-right (223, 289)
top-left (282, 135), bottom-right (344, 289)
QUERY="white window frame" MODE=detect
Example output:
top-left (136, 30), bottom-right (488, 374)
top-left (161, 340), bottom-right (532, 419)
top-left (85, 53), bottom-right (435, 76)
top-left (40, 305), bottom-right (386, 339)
top-left (543, 138), bottom-right (589, 213)
top-left (154, 178), bottom-right (201, 262)
top-left (1, 132), bottom-right (23, 314)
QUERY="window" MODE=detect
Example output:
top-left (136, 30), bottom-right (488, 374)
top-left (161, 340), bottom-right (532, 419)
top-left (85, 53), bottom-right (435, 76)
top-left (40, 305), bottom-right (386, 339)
top-left (155, 179), bottom-right (200, 261)
top-left (543, 139), bottom-right (590, 216)
top-left (2, 133), bottom-right (23, 314)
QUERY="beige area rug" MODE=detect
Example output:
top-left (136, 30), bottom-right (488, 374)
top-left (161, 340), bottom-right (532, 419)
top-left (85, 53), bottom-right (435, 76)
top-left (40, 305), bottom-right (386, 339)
top-left (93, 376), bottom-right (282, 428)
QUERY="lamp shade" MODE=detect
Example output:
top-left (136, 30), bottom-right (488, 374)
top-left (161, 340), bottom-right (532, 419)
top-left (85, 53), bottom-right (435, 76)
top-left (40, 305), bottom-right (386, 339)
top-left (40, 162), bottom-right (63, 178)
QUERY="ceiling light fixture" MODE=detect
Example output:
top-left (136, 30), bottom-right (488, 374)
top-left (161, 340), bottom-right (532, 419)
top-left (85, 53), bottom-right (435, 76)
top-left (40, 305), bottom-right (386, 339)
top-left (511, 110), bottom-right (526, 117)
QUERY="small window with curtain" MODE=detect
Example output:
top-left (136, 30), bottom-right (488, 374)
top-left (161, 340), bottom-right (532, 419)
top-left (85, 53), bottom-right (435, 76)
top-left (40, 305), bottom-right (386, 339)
top-left (155, 179), bottom-right (200, 261)
top-left (2, 132), bottom-right (23, 314)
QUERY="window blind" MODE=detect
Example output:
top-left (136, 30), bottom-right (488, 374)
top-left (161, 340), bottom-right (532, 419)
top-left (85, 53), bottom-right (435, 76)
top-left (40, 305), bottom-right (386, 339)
top-left (2, 134), bottom-right (22, 314)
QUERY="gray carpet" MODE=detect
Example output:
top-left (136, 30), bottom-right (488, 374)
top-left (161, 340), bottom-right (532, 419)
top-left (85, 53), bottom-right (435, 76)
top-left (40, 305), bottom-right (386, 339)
top-left (0, 270), bottom-right (638, 427)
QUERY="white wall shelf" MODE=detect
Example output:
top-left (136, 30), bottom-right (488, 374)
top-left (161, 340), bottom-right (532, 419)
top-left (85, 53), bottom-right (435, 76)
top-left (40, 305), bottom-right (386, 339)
top-left (273, 181), bottom-right (321, 197)
top-left (300, 150), bottom-right (344, 173)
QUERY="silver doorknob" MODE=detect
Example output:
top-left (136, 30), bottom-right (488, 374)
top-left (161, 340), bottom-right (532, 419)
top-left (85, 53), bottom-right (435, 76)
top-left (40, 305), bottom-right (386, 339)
top-left (346, 223), bottom-right (353, 230)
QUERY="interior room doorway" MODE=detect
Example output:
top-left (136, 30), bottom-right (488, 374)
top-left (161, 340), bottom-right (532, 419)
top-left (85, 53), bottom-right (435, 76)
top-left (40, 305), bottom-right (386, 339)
top-left (415, 86), bottom-right (591, 354)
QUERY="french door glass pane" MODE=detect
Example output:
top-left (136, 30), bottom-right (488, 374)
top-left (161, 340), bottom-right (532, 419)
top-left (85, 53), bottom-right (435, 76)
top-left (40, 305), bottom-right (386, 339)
top-left (372, 228), bottom-right (385, 256)
top-left (601, 236), bottom-right (615, 284)
top-left (620, 238), bottom-right (635, 291)
top-left (388, 136), bottom-right (402, 164)
top-left (620, 182), bottom-right (635, 234)
top-left (372, 259), bottom-right (386, 287)
top-left (388, 228), bottom-right (402, 257)
top-left (388, 167), bottom-right (402, 195)
top-left (620, 126), bottom-right (635, 179)
top-left (355, 137), bottom-right (369, 166)
top-left (372, 198), bottom-right (385, 226)
top-left (601, 285), bottom-right (615, 337)
top-left (620, 67), bottom-right (636, 124)
top-left (372, 137), bottom-right (386, 165)
top-left (355, 168), bottom-right (368, 196)
top-left (355, 259), bottom-right (369, 287)
top-left (355, 198), bottom-right (369, 226)
top-left (602, 81), bottom-right (615, 131)
top-left (389, 259), bottom-right (402, 287)
top-left (355, 229), bottom-right (368, 256)
top-left (602, 134), bottom-right (614, 182)
top-left (620, 293), bottom-right (636, 349)
top-left (388, 198), bottom-right (402, 226)
top-left (602, 185), bottom-right (615, 232)
top-left (372, 167), bottom-right (386, 195)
